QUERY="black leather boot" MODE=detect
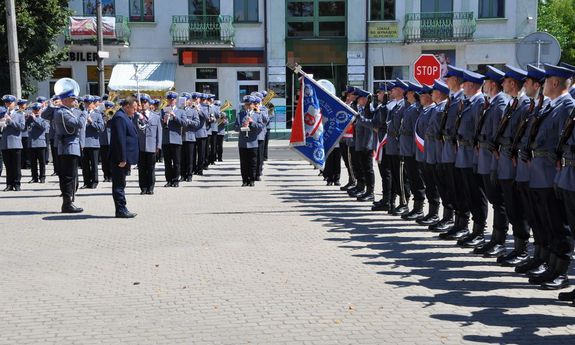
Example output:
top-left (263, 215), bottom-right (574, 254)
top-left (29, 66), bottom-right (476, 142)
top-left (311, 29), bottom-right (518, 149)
top-left (516, 245), bottom-right (544, 274)
top-left (540, 256), bottom-right (570, 290)
top-left (348, 184), bottom-right (365, 197)
top-left (529, 252), bottom-right (557, 284)
top-left (61, 197), bottom-right (84, 214)
top-left (402, 200), bottom-right (425, 221)
top-left (340, 179), bottom-right (356, 191)
top-left (357, 186), bottom-right (374, 202)
top-left (483, 230), bottom-right (507, 258)
top-left (500, 238), bottom-right (529, 267)
top-left (458, 223), bottom-right (486, 248)
top-left (439, 216), bottom-right (470, 240)
top-left (417, 202), bottom-right (440, 226)
top-left (429, 207), bottom-right (454, 232)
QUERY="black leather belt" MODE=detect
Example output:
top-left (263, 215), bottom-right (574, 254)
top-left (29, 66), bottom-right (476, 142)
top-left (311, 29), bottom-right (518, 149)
top-left (532, 150), bottom-right (556, 160)
top-left (457, 139), bottom-right (474, 147)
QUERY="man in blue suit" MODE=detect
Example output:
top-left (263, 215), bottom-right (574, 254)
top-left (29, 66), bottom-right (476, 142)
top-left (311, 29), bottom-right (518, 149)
top-left (109, 96), bottom-right (139, 218)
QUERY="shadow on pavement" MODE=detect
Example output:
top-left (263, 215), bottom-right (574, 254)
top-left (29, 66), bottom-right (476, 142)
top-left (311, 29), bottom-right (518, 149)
top-left (42, 214), bottom-right (117, 220)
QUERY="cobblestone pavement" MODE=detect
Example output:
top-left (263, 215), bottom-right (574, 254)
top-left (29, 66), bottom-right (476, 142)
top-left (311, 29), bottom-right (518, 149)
top-left (1, 144), bottom-right (575, 344)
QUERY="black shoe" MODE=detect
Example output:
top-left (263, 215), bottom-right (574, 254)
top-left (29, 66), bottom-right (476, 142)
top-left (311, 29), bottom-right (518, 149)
top-left (483, 244), bottom-right (506, 258)
top-left (164, 182), bottom-right (172, 187)
top-left (473, 241), bottom-right (496, 255)
top-left (371, 203), bottom-right (390, 212)
top-left (172, 182), bottom-right (180, 187)
top-left (249, 181), bottom-right (255, 187)
top-left (140, 190), bottom-right (146, 195)
top-left (90, 183), bottom-right (98, 189)
top-left (116, 211), bottom-right (137, 218)
top-left (528, 267), bottom-right (555, 284)
top-left (392, 205), bottom-right (409, 216)
top-left (438, 227), bottom-right (470, 240)
top-left (458, 234), bottom-right (485, 248)
top-left (185, 177), bottom-right (193, 182)
top-left (3, 186), bottom-right (12, 192)
top-left (527, 263), bottom-right (549, 278)
top-left (39, 178), bottom-right (45, 184)
top-left (540, 275), bottom-right (569, 290)
top-left (13, 185), bottom-right (21, 191)
top-left (340, 181), bottom-right (356, 191)
top-left (402, 209), bottom-right (425, 221)
top-left (80, 185), bottom-right (90, 189)
top-left (62, 203), bottom-right (83, 213)
top-left (417, 214), bottom-right (440, 226)
top-left (349, 188), bottom-right (365, 198)
top-left (326, 181), bottom-right (333, 186)
top-left (29, 179), bottom-right (38, 183)
top-left (196, 171), bottom-right (203, 176)
top-left (558, 289), bottom-right (575, 302)
top-left (515, 257), bottom-right (543, 274)
top-left (334, 181), bottom-right (341, 186)
top-left (501, 251), bottom-right (529, 267)
top-left (146, 190), bottom-right (154, 195)
top-left (218, 159), bottom-right (223, 162)
top-left (430, 219), bottom-right (453, 232)
top-left (51, 172), bottom-right (58, 176)
top-left (357, 192), bottom-right (374, 202)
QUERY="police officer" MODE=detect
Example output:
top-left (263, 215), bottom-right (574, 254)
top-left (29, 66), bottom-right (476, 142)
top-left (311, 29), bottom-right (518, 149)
top-left (370, 83), bottom-right (393, 211)
top-left (161, 91), bottom-right (186, 187)
top-left (438, 66), bottom-right (467, 239)
top-left (401, 82), bottom-right (425, 220)
top-left (253, 92), bottom-right (268, 181)
top-left (1, 95), bottom-right (25, 191)
top-left (215, 100), bottom-right (228, 162)
top-left (208, 94), bottom-right (220, 166)
top-left (235, 95), bottom-right (265, 186)
top-left (17, 99), bottom-right (30, 170)
top-left (44, 88), bottom-right (86, 213)
top-left (181, 93), bottom-right (201, 182)
top-left (340, 86), bottom-right (357, 191)
top-left (36, 97), bottom-right (50, 164)
top-left (521, 64), bottom-right (573, 289)
top-left (352, 88), bottom-right (376, 201)
top-left (415, 84), bottom-right (440, 224)
top-left (560, 62), bottom-right (575, 98)
top-left (262, 92), bottom-right (272, 161)
top-left (80, 95), bottom-right (104, 189)
top-left (27, 103), bottom-right (50, 183)
top-left (136, 94), bottom-right (162, 194)
top-left (99, 101), bottom-right (114, 182)
top-left (194, 93), bottom-right (209, 175)
top-left (44, 95), bottom-right (62, 177)
top-left (472, 66), bottom-right (509, 257)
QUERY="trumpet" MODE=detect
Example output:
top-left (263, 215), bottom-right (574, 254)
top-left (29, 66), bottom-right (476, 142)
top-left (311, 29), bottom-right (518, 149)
top-left (241, 110), bottom-right (253, 137)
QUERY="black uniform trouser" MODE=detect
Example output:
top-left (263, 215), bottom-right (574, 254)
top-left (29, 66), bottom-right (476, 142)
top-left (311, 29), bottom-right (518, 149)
top-left (404, 155), bottom-right (425, 202)
top-left (195, 137), bottom-right (206, 174)
top-left (181, 141), bottom-right (196, 179)
top-left (216, 135), bottom-right (224, 161)
top-left (21, 137), bottom-right (29, 169)
top-left (44, 136), bottom-right (50, 163)
top-left (355, 150), bottom-right (375, 189)
top-left (256, 140), bottom-right (265, 177)
top-left (350, 148), bottom-right (361, 186)
top-left (499, 179), bottom-right (529, 241)
top-left (0, 148), bottom-right (3, 176)
top-left (340, 142), bottom-right (354, 183)
top-left (239, 147), bottom-right (257, 183)
top-left (263, 130), bottom-right (270, 160)
top-left (435, 163), bottom-right (455, 215)
top-left (421, 162), bottom-right (440, 207)
top-left (2, 149), bottom-right (22, 188)
top-left (138, 151), bottom-right (157, 192)
top-left (517, 181), bottom-right (537, 241)
top-left (559, 188), bottom-right (575, 259)
top-left (163, 144), bottom-right (181, 183)
top-left (481, 174), bottom-right (509, 241)
top-left (389, 154), bottom-right (410, 204)
top-left (50, 140), bottom-right (60, 176)
top-left (378, 154), bottom-right (392, 203)
top-left (203, 135), bottom-right (210, 168)
top-left (59, 155), bottom-right (78, 203)
top-left (324, 147), bottom-right (341, 183)
top-left (209, 132), bottom-right (218, 164)
top-left (111, 164), bottom-right (130, 214)
top-left (531, 187), bottom-right (571, 258)
top-left (100, 145), bottom-right (110, 180)
top-left (81, 147), bottom-right (99, 187)
top-left (30, 147), bottom-right (47, 181)
top-left (455, 167), bottom-right (487, 229)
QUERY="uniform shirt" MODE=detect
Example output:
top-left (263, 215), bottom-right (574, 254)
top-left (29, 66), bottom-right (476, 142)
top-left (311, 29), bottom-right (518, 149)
top-left (0, 108), bottom-right (25, 150)
top-left (83, 110), bottom-right (105, 148)
top-left (235, 109), bottom-right (264, 149)
top-left (385, 98), bottom-right (406, 155)
top-left (455, 91), bottom-right (484, 169)
top-left (195, 104), bottom-right (210, 139)
top-left (427, 99), bottom-right (447, 165)
top-left (257, 107), bottom-right (269, 141)
top-left (27, 115), bottom-right (49, 148)
top-left (354, 104), bottom-right (377, 151)
top-left (416, 103), bottom-right (436, 163)
top-left (399, 101), bottom-right (422, 157)
top-left (138, 110), bottom-right (163, 153)
top-left (51, 105), bottom-right (86, 157)
top-left (476, 92), bottom-right (507, 175)
top-left (495, 95), bottom-right (530, 179)
top-left (161, 106), bottom-right (186, 145)
top-left (441, 89), bottom-right (464, 163)
top-left (182, 106), bottom-right (201, 142)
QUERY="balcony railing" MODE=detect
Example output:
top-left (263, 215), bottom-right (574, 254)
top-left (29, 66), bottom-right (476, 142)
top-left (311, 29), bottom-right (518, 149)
top-left (65, 15), bottom-right (131, 45)
top-left (170, 15), bottom-right (235, 47)
top-left (403, 12), bottom-right (476, 42)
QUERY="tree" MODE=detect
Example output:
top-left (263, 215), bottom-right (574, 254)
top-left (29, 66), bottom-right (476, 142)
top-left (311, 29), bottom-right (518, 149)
top-left (0, 0), bottom-right (71, 96)
top-left (538, 0), bottom-right (575, 65)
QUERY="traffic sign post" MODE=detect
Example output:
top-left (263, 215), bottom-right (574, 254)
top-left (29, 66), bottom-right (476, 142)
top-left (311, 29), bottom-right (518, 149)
top-left (413, 54), bottom-right (441, 86)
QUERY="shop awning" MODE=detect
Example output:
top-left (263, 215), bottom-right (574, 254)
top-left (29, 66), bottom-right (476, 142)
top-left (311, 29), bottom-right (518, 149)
top-left (108, 62), bottom-right (176, 91)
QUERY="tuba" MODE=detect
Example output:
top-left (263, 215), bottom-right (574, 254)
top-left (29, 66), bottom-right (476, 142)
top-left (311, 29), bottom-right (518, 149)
top-left (262, 90), bottom-right (276, 106)
top-left (53, 78), bottom-right (80, 98)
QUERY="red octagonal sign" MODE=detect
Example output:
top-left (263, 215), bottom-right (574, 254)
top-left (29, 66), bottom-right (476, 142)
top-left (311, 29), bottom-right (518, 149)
top-left (413, 54), bottom-right (441, 86)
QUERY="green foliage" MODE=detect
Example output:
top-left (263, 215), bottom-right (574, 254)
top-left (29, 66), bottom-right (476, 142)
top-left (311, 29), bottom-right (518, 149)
top-left (0, 0), bottom-right (71, 96)
top-left (538, 0), bottom-right (575, 64)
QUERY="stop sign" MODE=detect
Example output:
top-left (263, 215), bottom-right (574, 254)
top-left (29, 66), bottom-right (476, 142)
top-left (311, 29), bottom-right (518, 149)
top-left (413, 54), bottom-right (441, 86)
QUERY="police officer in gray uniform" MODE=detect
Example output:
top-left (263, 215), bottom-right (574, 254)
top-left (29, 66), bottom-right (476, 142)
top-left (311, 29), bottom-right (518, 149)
top-left (235, 95), bottom-right (265, 186)
top-left (99, 101), bottom-right (114, 182)
top-left (17, 99), bottom-right (30, 170)
top-left (161, 91), bottom-right (187, 187)
top-left (194, 93), bottom-right (209, 175)
top-left (208, 95), bottom-right (220, 165)
top-left (352, 88), bottom-right (377, 201)
top-left (520, 64), bottom-right (573, 289)
top-left (1, 95), bottom-right (25, 191)
top-left (44, 89), bottom-right (86, 213)
top-left (137, 94), bottom-right (163, 194)
top-left (340, 86), bottom-right (357, 191)
top-left (43, 96), bottom-right (61, 176)
top-left (181, 93), bottom-right (201, 182)
top-left (215, 100), bottom-right (228, 162)
top-left (27, 103), bottom-right (50, 183)
top-left (80, 95), bottom-right (105, 189)
top-left (560, 62), bottom-right (575, 98)
top-left (473, 66), bottom-right (509, 257)
top-left (253, 92), bottom-right (268, 180)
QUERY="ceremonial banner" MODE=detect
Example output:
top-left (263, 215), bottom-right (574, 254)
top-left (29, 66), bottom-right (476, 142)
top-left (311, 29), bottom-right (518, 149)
top-left (290, 74), bottom-right (356, 169)
top-left (69, 16), bottom-right (116, 40)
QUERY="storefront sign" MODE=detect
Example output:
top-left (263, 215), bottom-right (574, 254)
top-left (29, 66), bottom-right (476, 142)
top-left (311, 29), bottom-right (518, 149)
top-left (368, 22), bottom-right (399, 39)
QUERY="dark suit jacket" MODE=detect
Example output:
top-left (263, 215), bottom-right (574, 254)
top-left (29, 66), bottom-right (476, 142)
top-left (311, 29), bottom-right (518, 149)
top-left (109, 109), bottom-right (139, 165)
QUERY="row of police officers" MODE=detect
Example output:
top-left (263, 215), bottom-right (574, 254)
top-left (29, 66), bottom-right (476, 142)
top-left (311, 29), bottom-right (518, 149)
top-left (329, 62), bottom-right (575, 303)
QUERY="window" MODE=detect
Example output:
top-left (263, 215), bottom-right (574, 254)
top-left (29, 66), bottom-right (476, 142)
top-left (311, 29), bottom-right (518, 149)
top-left (190, 0), bottom-right (220, 16)
top-left (237, 71), bottom-right (260, 81)
top-left (370, 0), bottom-right (395, 21)
top-left (130, 0), bottom-right (155, 22)
top-left (479, 0), bottom-right (505, 18)
top-left (197, 68), bottom-right (218, 79)
top-left (234, 0), bottom-right (258, 22)
top-left (239, 85), bottom-right (259, 102)
top-left (286, 0), bottom-right (346, 38)
top-left (196, 82), bottom-right (219, 98)
top-left (84, 0), bottom-right (116, 16)
top-left (372, 66), bottom-right (408, 92)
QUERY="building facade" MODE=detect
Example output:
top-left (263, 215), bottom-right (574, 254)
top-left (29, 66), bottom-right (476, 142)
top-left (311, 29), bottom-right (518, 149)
top-left (38, 0), bottom-right (538, 128)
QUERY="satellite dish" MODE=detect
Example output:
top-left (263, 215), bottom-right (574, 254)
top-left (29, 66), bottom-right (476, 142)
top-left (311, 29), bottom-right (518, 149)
top-left (516, 32), bottom-right (561, 69)
top-left (317, 79), bottom-right (336, 95)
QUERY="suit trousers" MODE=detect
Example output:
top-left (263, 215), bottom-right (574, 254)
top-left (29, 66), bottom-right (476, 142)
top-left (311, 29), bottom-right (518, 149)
top-left (209, 132), bottom-right (218, 164)
top-left (99, 145), bottom-right (110, 180)
top-left (81, 147), bottom-right (99, 187)
top-left (50, 140), bottom-right (60, 176)
top-left (111, 164), bottom-right (130, 214)
top-left (163, 144), bottom-right (182, 183)
top-left (531, 188), bottom-right (571, 258)
top-left (421, 162), bottom-right (440, 207)
top-left (30, 147), bottom-right (47, 181)
top-left (216, 135), bottom-right (224, 161)
top-left (59, 155), bottom-right (78, 203)
top-left (499, 179), bottom-right (529, 240)
top-left (455, 168), bottom-right (486, 228)
top-left (239, 147), bottom-right (257, 183)
top-left (256, 140), bottom-right (265, 177)
top-left (324, 147), bottom-right (341, 183)
top-left (481, 174), bottom-right (509, 237)
top-left (340, 142), bottom-right (354, 182)
top-left (404, 156), bottom-right (425, 202)
top-left (2, 149), bottom-right (22, 188)
top-left (138, 151), bottom-right (157, 192)
top-left (195, 138), bottom-right (206, 174)
top-left (181, 141), bottom-right (196, 179)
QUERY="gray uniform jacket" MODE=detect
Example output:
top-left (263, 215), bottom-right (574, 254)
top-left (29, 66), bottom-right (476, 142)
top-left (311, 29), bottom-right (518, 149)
top-left (516, 97), bottom-right (550, 183)
top-left (258, 108), bottom-right (269, 141)
top-left (195, 104), bottom-right (210, 139)
top-left (0, 109), bottom-right (25, 150)
top-left (50, 106), bottom-right (86, 156)
top-left (83, 110), bottom-right (105, 148)
top-left (529, 93), bottom-right (574, 188)
top-left (416, 104), bottom-right (436, 162)
top-left (496, 95), bottom-right (530, 180)
top-left (235, 109), bottom-right (264, 149)
top-left (210, 105), bottom-right (220, 133)
top-left (182, 107), bottom-right (201, 142)
top-left (557, 95), bottom-right (575, 192)
top-left (138, 111), bottom-right (163, 153)
top-left (400, 102), bottom-right (422, 157)
top-left (217, 111), bottom-right (228, 135)
top-left (427, 100), bottom-right (446, 165)
top-left (161, 107), bottom-right (186, 145)
top-left (476, 92), bottom-right (507, 175)
top-left (455, 93), bottom-right (485, 169)
top-left (354, 105), bottom-right (377, 151)
top-left (441, 90), bottom-right (464, 163)
top-left (27, 116), bottom-right (49, 148)
top-left (385, 99), bottom-right (406, 155)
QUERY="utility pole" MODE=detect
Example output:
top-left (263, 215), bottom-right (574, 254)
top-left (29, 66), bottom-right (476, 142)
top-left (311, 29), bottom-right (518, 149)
top-left (96, 0), bottom-right (105, 96)
top-left (5, 0), bottom-right (22, 98)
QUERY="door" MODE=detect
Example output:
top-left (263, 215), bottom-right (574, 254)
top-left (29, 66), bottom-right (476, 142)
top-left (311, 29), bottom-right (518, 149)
top-left (188, 0), bottom-right (221, 41)
top-left (420, 0), bottom-right (453, 40)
